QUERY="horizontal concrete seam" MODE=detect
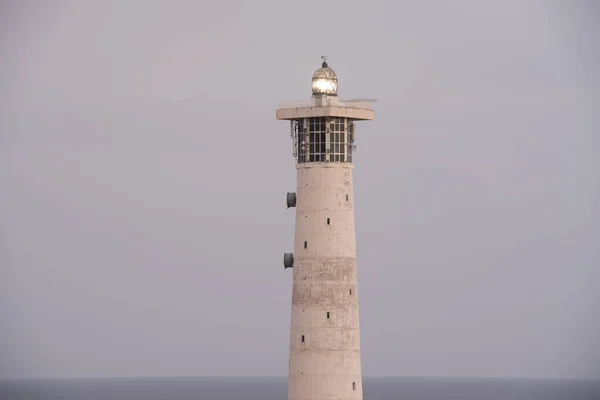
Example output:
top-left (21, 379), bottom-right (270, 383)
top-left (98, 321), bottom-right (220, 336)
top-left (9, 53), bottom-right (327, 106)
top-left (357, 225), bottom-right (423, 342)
top-left (292, 281), bottom-right (357, 283)
top-left (290, 350), bottom-right (362, 354)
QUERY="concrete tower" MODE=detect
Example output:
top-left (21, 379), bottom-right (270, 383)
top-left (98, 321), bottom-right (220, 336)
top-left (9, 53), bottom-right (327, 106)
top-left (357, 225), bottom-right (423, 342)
top-left (277, 57), bottom-right (374, 400)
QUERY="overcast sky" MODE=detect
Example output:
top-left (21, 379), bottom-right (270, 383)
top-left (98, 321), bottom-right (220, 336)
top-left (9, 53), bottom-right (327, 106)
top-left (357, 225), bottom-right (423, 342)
top-left (0, 0), bottom-right (599, 380)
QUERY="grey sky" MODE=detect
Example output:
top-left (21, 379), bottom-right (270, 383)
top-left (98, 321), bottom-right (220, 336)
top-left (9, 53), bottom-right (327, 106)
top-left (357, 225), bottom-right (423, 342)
top-left (0, 0), bottom-right (598, 380)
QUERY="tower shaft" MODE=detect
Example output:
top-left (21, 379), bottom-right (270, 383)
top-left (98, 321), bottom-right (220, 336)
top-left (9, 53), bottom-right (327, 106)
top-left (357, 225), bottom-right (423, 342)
top-left (289, 163), bottom-right (362, 400)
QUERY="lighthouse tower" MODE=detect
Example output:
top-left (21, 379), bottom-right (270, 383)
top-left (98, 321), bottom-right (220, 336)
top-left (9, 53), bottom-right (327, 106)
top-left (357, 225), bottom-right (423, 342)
top-left (278, 57), bottom-right (374, 400)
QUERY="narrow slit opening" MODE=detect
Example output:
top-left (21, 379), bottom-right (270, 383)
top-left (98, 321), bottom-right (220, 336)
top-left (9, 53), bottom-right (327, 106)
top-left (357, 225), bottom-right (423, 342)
top-left (326, 312), bottom-right (330, 319)
top-left (327, 217), bottom-right (330, 225)
top-left (304, 241), bottom-right (307, 249)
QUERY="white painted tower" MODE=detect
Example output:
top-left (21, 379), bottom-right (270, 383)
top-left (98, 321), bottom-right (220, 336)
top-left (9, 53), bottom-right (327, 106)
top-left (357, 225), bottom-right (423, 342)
top-left (277, 58), bottom-right (374, 400)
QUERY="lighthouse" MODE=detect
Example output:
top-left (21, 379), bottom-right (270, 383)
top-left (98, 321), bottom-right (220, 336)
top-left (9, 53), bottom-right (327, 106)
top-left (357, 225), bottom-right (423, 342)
top-left (278, 57), bottom-right (375, 400)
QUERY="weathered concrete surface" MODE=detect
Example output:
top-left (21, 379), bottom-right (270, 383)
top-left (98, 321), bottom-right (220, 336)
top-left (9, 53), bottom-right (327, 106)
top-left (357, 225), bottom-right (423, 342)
top-left (288, 163), bottom-right (363, 400)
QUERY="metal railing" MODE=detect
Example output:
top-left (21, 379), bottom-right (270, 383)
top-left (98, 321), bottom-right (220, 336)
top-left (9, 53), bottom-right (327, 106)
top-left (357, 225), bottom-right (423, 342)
top-left (278, 99), bottom-right (373, 110)
top-left (278, 100), bottom-right (313, 109)
top-left (338, 100), bottom-right (373, 109)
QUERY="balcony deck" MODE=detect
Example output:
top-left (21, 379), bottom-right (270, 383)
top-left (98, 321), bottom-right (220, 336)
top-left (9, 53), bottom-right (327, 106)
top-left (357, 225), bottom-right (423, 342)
top-left (276, 99), bottom-right (375, 121)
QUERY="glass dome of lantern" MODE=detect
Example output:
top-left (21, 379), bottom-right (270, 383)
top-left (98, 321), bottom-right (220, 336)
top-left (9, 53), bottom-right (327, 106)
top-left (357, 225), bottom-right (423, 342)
top-left (311, 57), bottom-right (338, 96)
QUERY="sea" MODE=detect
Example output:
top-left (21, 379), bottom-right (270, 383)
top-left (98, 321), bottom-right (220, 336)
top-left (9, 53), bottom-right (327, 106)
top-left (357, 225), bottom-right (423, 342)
top-left (0, 377), bottom-right (598, 400)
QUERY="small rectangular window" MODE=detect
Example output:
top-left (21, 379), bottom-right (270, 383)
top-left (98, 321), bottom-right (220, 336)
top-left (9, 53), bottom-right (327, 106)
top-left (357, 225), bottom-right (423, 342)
top-left (353, 382), bottom-right (356, 391)
top-left (304, 241), bottom-right (307, 249)
top-left (301, 335), bottom-right (305, 343)
top-left (327, 218), bottom-right (330, 225)
top-left (326, 312), bottom-right (330, 319)
top-left (349, 288), bottom-right (352, 295)
top-left (346, 194), bottom-right (349, 201)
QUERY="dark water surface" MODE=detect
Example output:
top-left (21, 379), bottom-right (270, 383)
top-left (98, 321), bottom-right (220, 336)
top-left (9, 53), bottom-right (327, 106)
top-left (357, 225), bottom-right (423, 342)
top-left (1, 377), bottom-right (598, 400)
